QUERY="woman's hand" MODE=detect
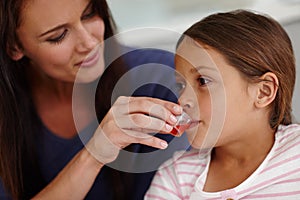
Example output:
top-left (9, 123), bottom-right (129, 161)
top-left (86, 96), bottom-right (182, 164)
top-left (32, 96), bottom-right (181, 200)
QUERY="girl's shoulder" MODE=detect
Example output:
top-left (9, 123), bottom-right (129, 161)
top-left (275, 123), bottom-right (300, 144)
top-left (270, 123), bottom-right (300, 164)
top-left (158, 148), bottom-right (209, 175)
top-left (154, 149), bottom-right (209, 194)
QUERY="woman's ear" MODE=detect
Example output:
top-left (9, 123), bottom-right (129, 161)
top-left (7, 45), bottom-right (24, 61)
top-left (254, 72), bottom-right (279, 108)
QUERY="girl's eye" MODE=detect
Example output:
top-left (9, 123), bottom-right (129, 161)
top-left (46, 30), bottom-right (68, 44)
top-left (197, 77), bottom-right (211, 86)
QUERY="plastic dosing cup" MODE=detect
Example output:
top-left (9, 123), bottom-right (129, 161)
top-left (170, 111), bottom-right (192, 136)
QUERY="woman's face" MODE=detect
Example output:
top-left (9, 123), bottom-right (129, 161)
top-left (15, 0), bottom-right (105, 83)
top-left (175, 37), bottom-right (256, 149)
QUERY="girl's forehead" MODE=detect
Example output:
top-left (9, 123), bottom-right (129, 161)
top-left (177, 37), bottom-right (207, 55)
top-left (176, 37), bottom-right (218, 71)
top-left (176, 37), bottom-right (240, 82)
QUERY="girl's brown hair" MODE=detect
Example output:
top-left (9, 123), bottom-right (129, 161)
top-left (179, 9), bottom-right (295, 129)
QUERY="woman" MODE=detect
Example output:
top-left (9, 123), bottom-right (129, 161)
top-left (0, 0), bottom-right (185, 199)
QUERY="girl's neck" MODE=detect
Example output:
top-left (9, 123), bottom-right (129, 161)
top-left (203, 125), bottom-right (276, 192)
top-left (213, 126), bottom-right (275, 165)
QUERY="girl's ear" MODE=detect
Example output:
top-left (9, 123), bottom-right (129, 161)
top-left (7, 45), bottom-right (24, 61)
top-left (254, 72), bottom-right (279, 108)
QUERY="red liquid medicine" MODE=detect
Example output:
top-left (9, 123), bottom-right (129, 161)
top-left (170, 123), bottom-right (191, 136)
top-left (170, 111), bottom-right (192, 136)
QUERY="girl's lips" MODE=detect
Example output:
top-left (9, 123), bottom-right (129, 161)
top-left (170, 120), bottom-right (199, 137)
top-left (75, 49), bottom-right (100, 67)
top-left (187, 121), bottom-right (200, 129)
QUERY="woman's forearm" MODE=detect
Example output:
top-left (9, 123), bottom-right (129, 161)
top-left (32, 148), bottom-right (103, 200)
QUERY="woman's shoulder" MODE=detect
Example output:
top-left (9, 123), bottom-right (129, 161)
top-left (0, 178), bottom-right (11, 199)
top-left (121, 46), bottom-right (175, 67)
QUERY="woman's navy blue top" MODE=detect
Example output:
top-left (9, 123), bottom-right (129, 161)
top-left (0, 48), bottom-right (190, 200)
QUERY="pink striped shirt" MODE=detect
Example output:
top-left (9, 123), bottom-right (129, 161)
top-left (145, 124), bottom-right (300, 200)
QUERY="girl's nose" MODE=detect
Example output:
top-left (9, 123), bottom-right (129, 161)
top-left (178, 85), bottom-right (195, 111)
top-left (178, 97), bottom-right (194, 110)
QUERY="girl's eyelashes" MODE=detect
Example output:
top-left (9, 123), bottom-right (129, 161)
top-left (46, 29), bottom-right (68, 44)
top-left (197, 76), bottom-right (211, 86)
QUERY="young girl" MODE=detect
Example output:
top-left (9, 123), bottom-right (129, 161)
top-left (145, 9), bottom-right (300, 199)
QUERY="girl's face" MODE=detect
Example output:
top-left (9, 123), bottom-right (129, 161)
top-left (15, 0), bottom-right (105, 83)
top-left (175, 37), bottom-right (256, 149)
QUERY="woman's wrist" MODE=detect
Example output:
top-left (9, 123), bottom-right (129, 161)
top-left (32, 148), bottom-right (104, 200)
top-left (76, 147), bottom-right (104, 174)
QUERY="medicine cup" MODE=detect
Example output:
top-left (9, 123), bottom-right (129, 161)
top-left (170, 111), bottom-right (192, 136)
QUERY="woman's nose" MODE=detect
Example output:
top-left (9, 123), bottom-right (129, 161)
top-left (76, 26), bottom-right (98, 52)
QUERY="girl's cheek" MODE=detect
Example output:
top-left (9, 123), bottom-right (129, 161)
top-left (197, 96), bottom-right (211, 114)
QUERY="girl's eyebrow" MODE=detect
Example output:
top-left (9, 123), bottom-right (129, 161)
top-left (190, 66), bottom-right (218, 74)
top-left (39, 1), bottom-right (92, 38)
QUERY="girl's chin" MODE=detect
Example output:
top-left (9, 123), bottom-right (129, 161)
top-left (186, 128), bottom-right (215, 149)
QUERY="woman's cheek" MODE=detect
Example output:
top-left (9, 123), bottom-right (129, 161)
top-left (46, 42), bottom-right (75, 66)
top-left (87, 18), bottom-right (105, 42)
top-left (96, 20), bottom-right (105, 39)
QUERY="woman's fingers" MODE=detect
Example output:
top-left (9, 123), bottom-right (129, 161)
top-left (115, 114), bottom-right (173, 134)
top-left (103, 128), bottom-right (169, 150)
top-left (129, 132), bottom-right (169, 149)
top-left (90, 96), bottom-right (183, 164)
top-left (113, 96), bottom-right (182, 125)
top-left (127, 96), bottom-right (182, 113)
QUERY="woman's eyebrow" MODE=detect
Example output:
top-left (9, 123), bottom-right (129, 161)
top-left (39, 1), bottom-right (92, 38)
top-left (82, 0), bottom-right (93, 16)
top-left (39, 25), bottom-right (66, 37)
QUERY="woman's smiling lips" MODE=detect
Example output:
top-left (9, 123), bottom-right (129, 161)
top-left (75, 49), bottom-right (100, 68)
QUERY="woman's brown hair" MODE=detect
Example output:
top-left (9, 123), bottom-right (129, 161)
top-left (179, 9), bottom-right (295, 129)
top-left (0, 0), bottom-right (126, 199)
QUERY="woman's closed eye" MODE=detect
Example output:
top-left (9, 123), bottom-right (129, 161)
top-left (46, 29), bottom-right (68, 44)
top-left (45, 4), bottom-right (97, 44)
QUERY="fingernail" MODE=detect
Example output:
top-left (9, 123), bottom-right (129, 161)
top-left (173, 105), bottom-right (182, 113)
top-left (170, 115), bottom-right (177, 123)
top-left (165, 124), bottom-right (173, 132)
top-left (160, 141), bottom-right (168, 149)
